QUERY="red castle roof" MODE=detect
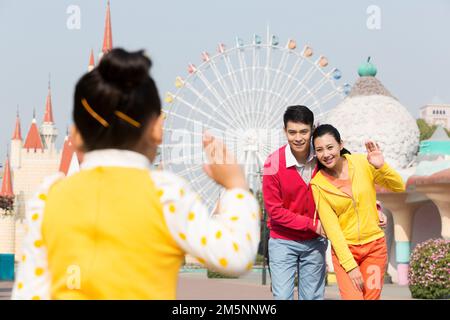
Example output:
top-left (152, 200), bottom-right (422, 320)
top-left (59, 135), bottom-right (83, 175)
top-left (0, 157), bottom-right (14, 197)
top-left (12, 112), bottom-right (22, 140)
top-left (43, 85), bottom-right (54, 123)
top-left (89, 48), bottom-right (95, 68)
top-left (102, 1), bottom-right (113, 53)
top-left (23, 119), bottom-right (44, 150)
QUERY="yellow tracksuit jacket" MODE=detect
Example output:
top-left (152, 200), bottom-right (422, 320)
top-left (310, 154), bottom-right (405, 272)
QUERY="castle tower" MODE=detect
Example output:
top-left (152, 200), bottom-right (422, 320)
top-left (13, 108), bottom-right (60, 260)
top-left (88, 48), bottom-right (95, 72)
top-left (0, 157), bottom-right (14, 198)
top-left (98, 1), bottom-right (113, 61)
top-left (59, 133), bottom-right (81, 176)
top-left (23, 111), bottom-right (44, 152)
top-left (40, 79), bottom-right (58, 153)
top-left (0, 156), bottom-right (16, 280)
top-left (9, 0), bottom-right (117, 264)
top-left (10, 109), bottom-right (22, 169)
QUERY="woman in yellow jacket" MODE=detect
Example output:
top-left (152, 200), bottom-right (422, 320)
top-left (310, 124), bottom-right (405, 300)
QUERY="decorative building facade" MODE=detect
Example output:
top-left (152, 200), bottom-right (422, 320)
top-left (420, 104), bottom-right (450, 129)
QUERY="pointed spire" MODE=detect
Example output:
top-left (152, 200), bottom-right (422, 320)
top-left (102, 1), bottom-right (113, 54)
top-left (12, 107), bottom-right (22, 140)
top-left (23, 117), bottom-right (44, 150)
top-left (88, 49), bottom-right (95, 71)
top-left (59, 133), bottom-right (73, 175)
top-left (59, 132), bottom-right (81, 176)
top-left (43, 74), bottom-right (54, 123)
top-left (0, 156), bottom-right (14, 197)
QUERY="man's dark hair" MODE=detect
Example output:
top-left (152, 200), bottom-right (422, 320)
top-left (283, 105), bottom-right (314, 129)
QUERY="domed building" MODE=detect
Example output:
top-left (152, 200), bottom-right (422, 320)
top-left (323, 58), bottom-right (420, 170)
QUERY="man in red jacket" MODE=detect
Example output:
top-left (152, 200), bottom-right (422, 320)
top-left (263, 105), bottom-right (327, 300)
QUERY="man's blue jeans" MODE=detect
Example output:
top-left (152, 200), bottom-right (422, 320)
top-left (268, 237), bottom-right (327, 300)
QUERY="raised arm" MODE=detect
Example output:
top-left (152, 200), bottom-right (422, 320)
top-left (365, 140), bottom-right (405, 192)
top-left (152, 171), bottom-right (260, 276)
top-left (151, 132), bottom-right (260, 276)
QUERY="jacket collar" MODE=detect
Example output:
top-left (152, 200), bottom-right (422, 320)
top-left (81, 149), bottom-right (152, 171)
top-left (310, 154), bottom-right (354, 197)
top-left (285, 144), bottom-right (315, 168)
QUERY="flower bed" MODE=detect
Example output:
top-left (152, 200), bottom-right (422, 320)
top-left (409, 238), bottom-right (450, 299)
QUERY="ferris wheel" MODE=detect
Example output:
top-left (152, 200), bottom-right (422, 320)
top-left (161, 31), bottom-right (350, 210)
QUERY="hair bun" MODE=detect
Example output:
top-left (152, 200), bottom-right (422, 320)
top-left (98, 48), bottom-right (151, 89)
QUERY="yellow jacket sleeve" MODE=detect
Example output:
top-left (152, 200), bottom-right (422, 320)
top-left (370, 162), bottom-right (405, 192)
top-left (312, 185), bottom-right (358, 272)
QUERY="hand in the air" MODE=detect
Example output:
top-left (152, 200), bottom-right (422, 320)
top-left (203, 131), bottom-right (248, 190)
top-left (365, 140), bottom-right (384, 169)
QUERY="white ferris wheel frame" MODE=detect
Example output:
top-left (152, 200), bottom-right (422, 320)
top-left (161, 30), bottom-right (349, 208)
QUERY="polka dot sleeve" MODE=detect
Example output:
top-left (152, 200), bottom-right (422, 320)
top-left (11, 173), bottom-right (64, 300)
top-left (151, 171), bottom-right (261, 276)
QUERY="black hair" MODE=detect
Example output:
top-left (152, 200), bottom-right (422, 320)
top-left (312, 124), bottom-right (351, 170)
top-left (73, 48), bottom-right (161, 151)
top-left (283, 105), bottom-right (314, 129)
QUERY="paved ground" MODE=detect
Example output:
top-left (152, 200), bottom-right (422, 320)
top-left (0, 281), bottom-right (12, 300)
top-left (176, 271), bottom-right (415, 300)
top-left (1, 270), bottom-right (415, 300)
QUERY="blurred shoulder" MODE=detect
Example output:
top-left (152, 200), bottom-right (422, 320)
top-left (47, 170), bottom-right (94, 196)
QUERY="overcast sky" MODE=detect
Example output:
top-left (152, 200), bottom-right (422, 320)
top-left (0, 0), bottom-right (449, 162)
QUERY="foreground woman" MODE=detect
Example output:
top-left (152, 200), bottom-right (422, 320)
top-left (12, 48), bottom-right (260, 299)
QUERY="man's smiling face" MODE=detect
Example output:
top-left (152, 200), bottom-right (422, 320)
top-left (284, 121), bottom-right (312, 155)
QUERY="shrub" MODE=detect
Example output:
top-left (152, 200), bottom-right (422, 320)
top-left (409, 238), bottom-right (450, 299)
top-left (0, 195), bottom-right (14, 216)
top-left (255, 254), bottom-right (265, 265)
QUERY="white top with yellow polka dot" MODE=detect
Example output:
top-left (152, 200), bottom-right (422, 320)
top-left (11, 149), bottom-right (260, 300)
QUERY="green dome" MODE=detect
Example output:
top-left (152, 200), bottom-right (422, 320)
top-left (358, 57), bottom-right (377, 77)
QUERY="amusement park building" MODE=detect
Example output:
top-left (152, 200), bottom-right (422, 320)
top-left (420, 104), bottom-right (450, 130)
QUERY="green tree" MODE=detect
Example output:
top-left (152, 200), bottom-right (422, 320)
top-left (417, 119), bottom-right (437, 141)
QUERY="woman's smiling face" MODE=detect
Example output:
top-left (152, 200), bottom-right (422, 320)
top-left (313, 133), bottom-right (343, 169)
